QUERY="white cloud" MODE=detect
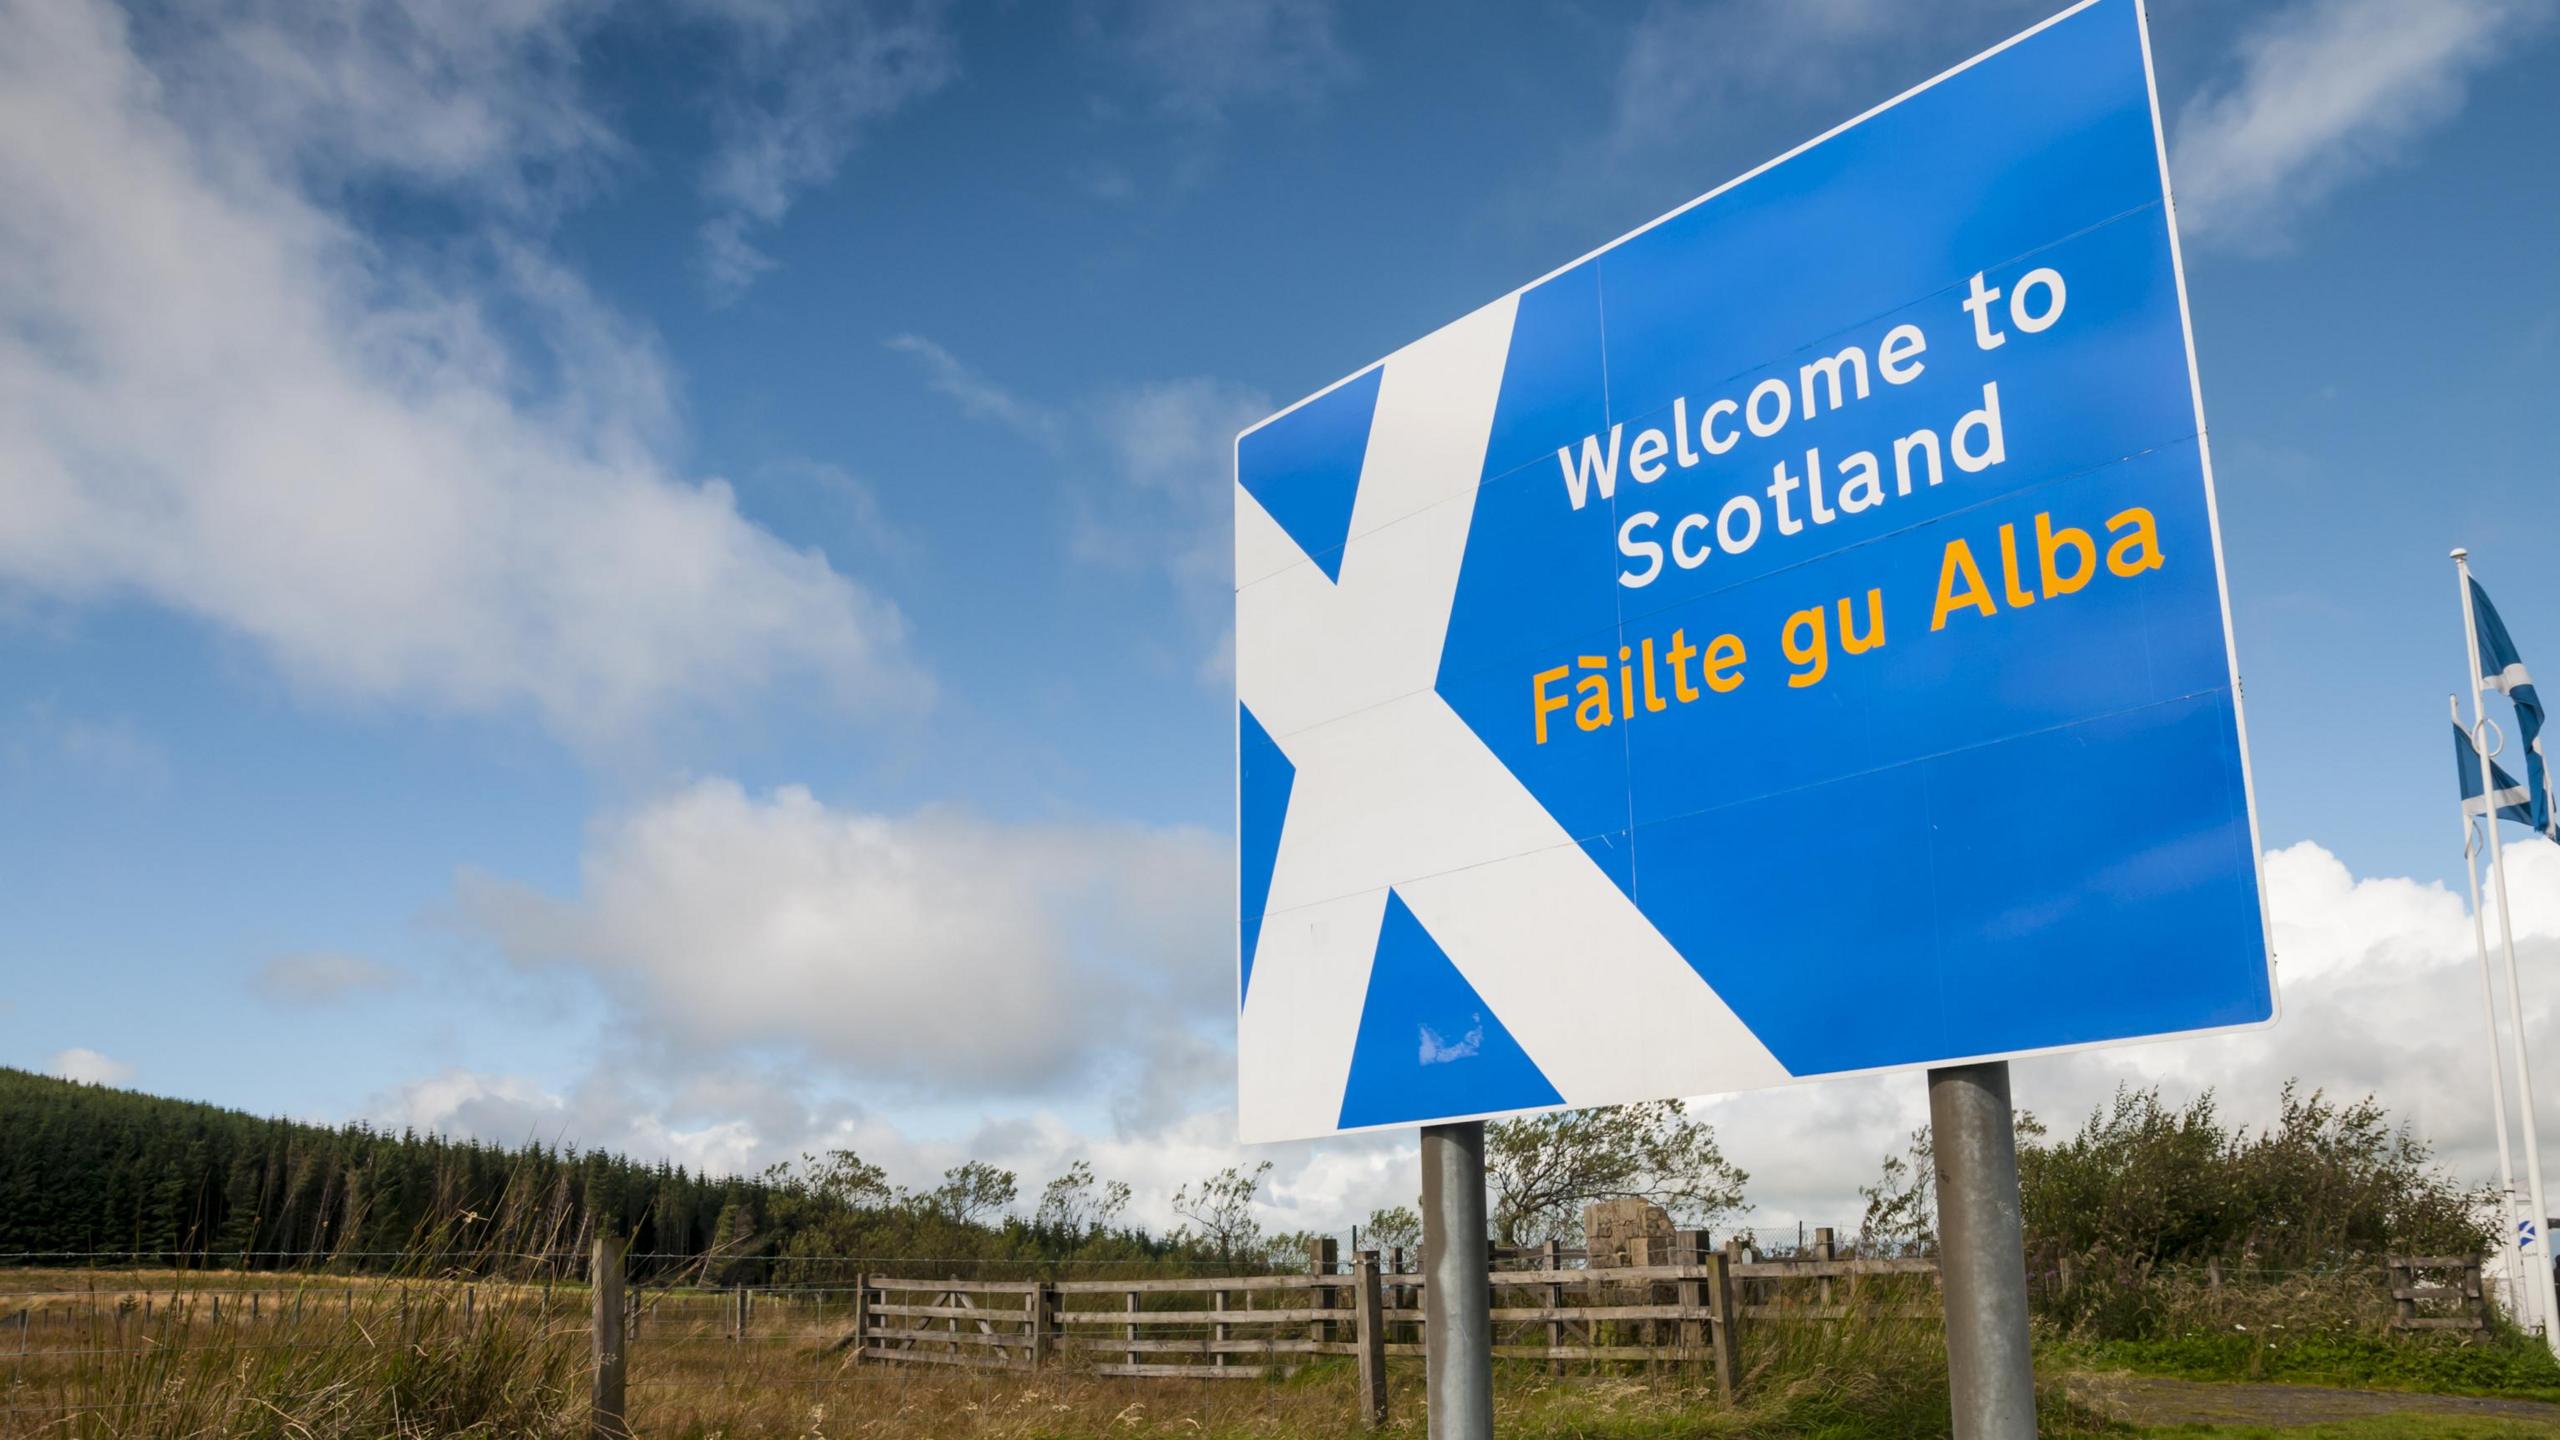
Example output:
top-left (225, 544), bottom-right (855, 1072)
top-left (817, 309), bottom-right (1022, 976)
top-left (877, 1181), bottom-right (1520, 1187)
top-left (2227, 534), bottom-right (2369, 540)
top-left (884, 335), bottom-right (1061, 447)
top-left (0, 0), bottom-right (925, 749)
top-left (455, 778), bottom-right (1232, 1094)
top-left (1608, 0), bottom-right (2045, 159)
top-left (50, 716), bottom-right (169, 787)
top-left (468, 836), bottom-right (2560, 1238)
top-left (697, 215), bottom-right (781, 301)
top-left (377, 1063), bottom-right (859, 1179)
top-left (1700, 837), bottom-right (2560, 1235)
top-left (141, 0), bottom-right (617, 210)
top-left (766, 457), bottom-right (919, 565)
top-left (373, 1049), bottom-right (1392, 1238)
top-left (2170, 0), bottom-right (2551, 252)
top-left (256, 951), bottom-right (404, 1005)
top-left (5, 703), bottom-right (170, 788)
top-left (886, 335), bottom-right (1264, 684)
top-left (1088, 0), bottom-right (1352, 123)
top-left (687, 0), bottom-right (958, 300)
top-left (1087, 377), bottom-right (1271, 684)
top-left (49, 1047), bottom-right (136, 1087)
top-left (396, 802), bottom-right (2560, 1244)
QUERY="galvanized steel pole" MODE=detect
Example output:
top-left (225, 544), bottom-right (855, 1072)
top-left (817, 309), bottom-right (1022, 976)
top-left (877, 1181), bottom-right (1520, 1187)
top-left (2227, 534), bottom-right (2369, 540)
top-left (1929, 1061), bottom-right (2036, 1440)
top-left (2453, 697), bottom-right (2537, 1331)
top-left (1421, 1121), bottom-right (1493, 1440)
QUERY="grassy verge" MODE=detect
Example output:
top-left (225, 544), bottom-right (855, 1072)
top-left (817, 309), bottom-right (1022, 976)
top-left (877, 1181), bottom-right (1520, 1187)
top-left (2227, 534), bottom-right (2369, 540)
top-left (3, 1268), bottom-right (2131, 1440)
top-left (16, 1263), bottom-right (2559, 1438)
top-left (2129, 1414), bottom-right (2560, 1424)
top-left (2047, 1331), bottom-right (2560, 1404)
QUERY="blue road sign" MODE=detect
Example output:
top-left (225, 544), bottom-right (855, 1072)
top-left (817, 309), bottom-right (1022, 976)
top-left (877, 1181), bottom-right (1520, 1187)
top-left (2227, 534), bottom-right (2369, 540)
top-left (1234, 0), bottom-right (2272, 1143)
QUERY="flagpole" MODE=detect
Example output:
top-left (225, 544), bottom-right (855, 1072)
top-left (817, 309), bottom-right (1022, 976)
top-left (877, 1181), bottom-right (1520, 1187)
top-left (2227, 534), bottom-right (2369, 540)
top-left (2457, 546), bottom-right (2560, 1354)
top-left (2456, 690), bottom-right (2534, 1327)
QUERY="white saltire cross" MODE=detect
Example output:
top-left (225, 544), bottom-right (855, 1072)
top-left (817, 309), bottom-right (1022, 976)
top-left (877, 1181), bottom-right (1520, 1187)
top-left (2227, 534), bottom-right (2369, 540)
top-left (1233, 295), bottom-right (1788, 1144)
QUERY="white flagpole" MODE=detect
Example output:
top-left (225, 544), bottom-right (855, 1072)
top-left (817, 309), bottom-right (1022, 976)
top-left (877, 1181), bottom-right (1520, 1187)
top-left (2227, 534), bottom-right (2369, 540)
top-left (2457, 547), bottom-right (2560, 1355)
top-left (2457, 690), bottom-right (2535, 1327)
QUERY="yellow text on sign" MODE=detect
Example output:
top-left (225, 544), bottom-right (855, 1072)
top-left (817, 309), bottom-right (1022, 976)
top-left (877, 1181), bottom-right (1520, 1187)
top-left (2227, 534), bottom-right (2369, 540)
top-left (1523, 504), bottom-right (2169, 747)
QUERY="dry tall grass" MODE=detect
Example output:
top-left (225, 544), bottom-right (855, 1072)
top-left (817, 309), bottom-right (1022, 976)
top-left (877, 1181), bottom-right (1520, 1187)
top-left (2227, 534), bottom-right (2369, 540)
top-left (2, 1263), bottom-right (2128, 1439)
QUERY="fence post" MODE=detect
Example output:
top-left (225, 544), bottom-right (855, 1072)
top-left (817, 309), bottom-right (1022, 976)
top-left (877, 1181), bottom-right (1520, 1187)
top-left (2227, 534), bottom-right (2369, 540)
top-left (1542, 1238), bottom-right (1565, 1375)
top-left (1813, 1228), bottom-right (1836, 1310)
top-left (1726, 1235), bottom-right (1757, 1319)
top-left (1310, 1236), bottom-right (1339, 1346)
top-left (1385, 1248), bottom-right (1406, 1349)
top-left (1214, 1288), bottom-right (1230, 1369)
top-left (1354, 1250), bottom-right (1388, 1428)
top-left (1705, 1251), bottom-right (1739, 1405)
top-left (591, 1235), bottom-right (628, 1440)
top-left (1029, 1283), bottom-right (1053, 1371)
top-left (850, 1273), bottom-right (869, 1364)
top-left (2390, 1259), bottom-right (2415, 1330)
top-left (1674, 1229), bottom-right (1709, 1356)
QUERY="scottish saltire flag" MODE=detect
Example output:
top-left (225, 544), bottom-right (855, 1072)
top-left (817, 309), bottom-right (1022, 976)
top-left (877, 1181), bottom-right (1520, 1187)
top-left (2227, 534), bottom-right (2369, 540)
top-left (2471, 578), bottom-right (2558, 840)
top-left (2457, 721), bottom-right (2537, 829)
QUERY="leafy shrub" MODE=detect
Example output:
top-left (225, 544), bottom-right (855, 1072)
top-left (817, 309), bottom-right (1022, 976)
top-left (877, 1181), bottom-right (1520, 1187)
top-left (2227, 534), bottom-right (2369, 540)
top-left (1859, 1081), bottom-right (2503, 1353)
top-left (2020, 1084), bottom-right (2490, 1269)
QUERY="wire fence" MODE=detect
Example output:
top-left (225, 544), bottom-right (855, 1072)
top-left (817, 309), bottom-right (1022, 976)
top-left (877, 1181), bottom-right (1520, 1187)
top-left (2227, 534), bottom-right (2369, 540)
top-left (0, 1241), bottom-right (1819, 1432)
top-left (0, 1243), bottom-right (2498, 1435)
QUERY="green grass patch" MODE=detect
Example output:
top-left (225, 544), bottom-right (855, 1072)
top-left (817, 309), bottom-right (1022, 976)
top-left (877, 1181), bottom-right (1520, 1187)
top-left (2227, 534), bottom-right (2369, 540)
top-left (2129, 1420), bottom-right (2558, 1440)
top-left (2052, 1331), bottom-right (2560, 1404)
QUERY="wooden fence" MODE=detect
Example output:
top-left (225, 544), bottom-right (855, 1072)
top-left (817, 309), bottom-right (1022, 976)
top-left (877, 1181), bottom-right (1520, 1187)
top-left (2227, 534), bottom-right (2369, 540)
top-left (841, 1228), bottom-right (1942, 1415)
top-left (27, 1244), bottom-right (2487, 1438)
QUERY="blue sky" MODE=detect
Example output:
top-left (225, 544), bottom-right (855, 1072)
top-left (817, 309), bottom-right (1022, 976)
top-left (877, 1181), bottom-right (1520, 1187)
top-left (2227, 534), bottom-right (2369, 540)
top-left (4, 0), bottom-right (2558, 1234)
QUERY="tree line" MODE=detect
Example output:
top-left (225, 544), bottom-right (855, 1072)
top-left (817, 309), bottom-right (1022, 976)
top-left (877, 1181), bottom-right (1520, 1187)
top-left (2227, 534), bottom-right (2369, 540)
top-left (0, 1066), bottom-right (779, 1267)
top-left (3, 1063), bottom-right (2487, 1286)
top-left (0, 1067), bottom-right (1299, 1279)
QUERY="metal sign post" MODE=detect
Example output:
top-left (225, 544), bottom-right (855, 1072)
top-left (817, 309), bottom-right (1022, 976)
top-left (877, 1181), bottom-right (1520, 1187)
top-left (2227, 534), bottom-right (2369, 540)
top-left (1929, 1062), bottom-right (2036, 1439)
top-left (1421, 1121), bottom-right (1493, 1440)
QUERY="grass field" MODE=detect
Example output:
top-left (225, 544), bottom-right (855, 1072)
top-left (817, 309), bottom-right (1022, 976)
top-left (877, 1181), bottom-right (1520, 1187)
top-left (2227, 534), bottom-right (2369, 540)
top-left (7, 1267), bottom-right (2559, 1438)
top-left (2052, 1331), bottom-right (2560, 1405)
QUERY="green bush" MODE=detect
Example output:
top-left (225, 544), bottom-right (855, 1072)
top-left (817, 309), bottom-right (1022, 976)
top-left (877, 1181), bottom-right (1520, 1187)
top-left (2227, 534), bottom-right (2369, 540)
top-left (2021, 1085), bottom-right (2491, 1272)
top-left (1859, 1083), bottom-right (2495, 1279)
